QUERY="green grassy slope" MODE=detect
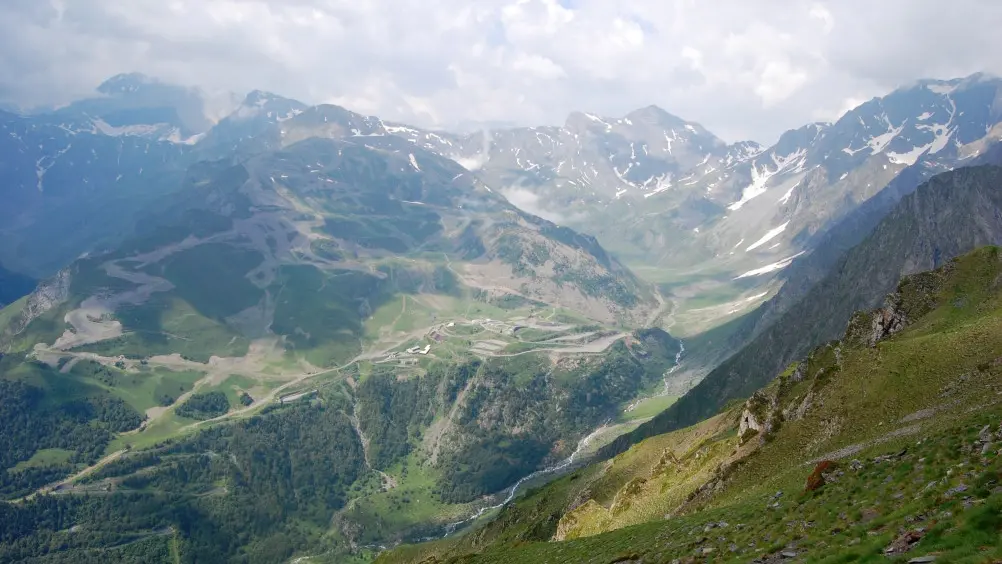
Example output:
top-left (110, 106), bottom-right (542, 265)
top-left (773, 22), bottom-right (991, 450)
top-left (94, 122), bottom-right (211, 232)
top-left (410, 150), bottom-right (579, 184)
top-left (377, 246), bottom-right (1002, 563)
top-left (0, 124), bottom-right (671, 561)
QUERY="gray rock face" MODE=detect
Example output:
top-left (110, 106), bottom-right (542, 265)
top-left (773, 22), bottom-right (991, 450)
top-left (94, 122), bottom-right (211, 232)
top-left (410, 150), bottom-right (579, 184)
top-left (738, 407), bottom-right (763, 442)
top-left (0, 268), bottom-right (70, 351)
top-left (739, 391), bottom-right (777, 444)
top-left (866, 293), bottom-right (910, 347)
top-left (18, 269), bottom-right (69, 326)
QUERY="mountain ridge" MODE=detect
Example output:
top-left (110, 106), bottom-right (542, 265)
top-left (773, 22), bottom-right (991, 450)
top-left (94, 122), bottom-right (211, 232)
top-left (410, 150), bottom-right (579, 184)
top-left (598, 163), bottom-right (1002, 460)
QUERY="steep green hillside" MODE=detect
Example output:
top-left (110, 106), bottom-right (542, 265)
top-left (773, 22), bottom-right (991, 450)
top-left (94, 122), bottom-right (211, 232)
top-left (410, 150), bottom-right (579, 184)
top-left (0, 325), bottom-right (681, 562)
top-left (0, 131), bottom-right (676, 560)
top-left (0, 390), bottom-right (367, 564)
top-left (377, 246), bottom-right (1002, 563)
top-left (604, 165), bottom-right (1002, 460)
top-left (0, 134), bottom-right (655, 371)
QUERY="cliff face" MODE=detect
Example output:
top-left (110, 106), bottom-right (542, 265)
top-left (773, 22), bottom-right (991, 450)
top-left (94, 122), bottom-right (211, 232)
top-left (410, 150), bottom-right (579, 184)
top-left (0, 268), bottom-right (68, 352)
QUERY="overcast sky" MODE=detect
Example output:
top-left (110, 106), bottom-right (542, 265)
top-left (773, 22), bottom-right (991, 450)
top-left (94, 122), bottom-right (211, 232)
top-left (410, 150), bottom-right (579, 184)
top-left (1, 0), bottom-right (998, 143)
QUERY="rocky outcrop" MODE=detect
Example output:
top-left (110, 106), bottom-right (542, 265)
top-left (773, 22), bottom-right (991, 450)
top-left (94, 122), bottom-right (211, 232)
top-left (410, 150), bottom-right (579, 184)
top-left (651, 449), bottom-right (680, 476)
top-left (738, 404), bottom-right (764, 444)
top-left (784, 389), bottom-right (815, 422)
top-left (846, 260), bottom-right (957, 348)
top-left (868, 296), bottom-right (909, 345)
top-left (610, 477), bottom-right (647, 515)
top-left (846, 292), bottom-right (909, 348)
top-left (553, 499), bottom-right (606, 541)
top-left (0, 268), bottom-right (70, 351)
top-left (739, 391), bottom-right (777, 444)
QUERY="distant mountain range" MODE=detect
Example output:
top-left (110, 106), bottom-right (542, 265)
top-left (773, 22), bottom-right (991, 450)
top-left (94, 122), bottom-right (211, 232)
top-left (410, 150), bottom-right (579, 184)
top-left (5, 70), bottom-right (1002, 563)
top-left (6, 72), bottom-right (1002, 337)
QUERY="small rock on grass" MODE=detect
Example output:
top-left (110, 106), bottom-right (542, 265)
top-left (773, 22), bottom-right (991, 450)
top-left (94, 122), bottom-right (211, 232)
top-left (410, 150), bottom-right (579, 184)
top-left (884, 530), bottom-right (925, 554)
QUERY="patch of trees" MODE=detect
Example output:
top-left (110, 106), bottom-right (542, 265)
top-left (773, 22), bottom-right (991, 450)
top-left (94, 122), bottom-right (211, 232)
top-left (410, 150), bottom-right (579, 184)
top-left (90, 396), bottom-right (145, 433)
top-left (175, 392), bottom-right (230, 420)
top-left (0, 394), bottom-right (366, 562)
top-left (356, 362), bottom-right (478, 470)
top-left (435, 339), bottom-right (678, 502)
top-left (0, 380), bottom-right (144, 498)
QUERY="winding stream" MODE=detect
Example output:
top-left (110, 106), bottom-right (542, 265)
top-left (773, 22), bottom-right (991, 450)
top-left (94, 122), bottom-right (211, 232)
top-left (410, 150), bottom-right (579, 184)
top-left (625, 338), bottom-right (686, 412)
top-left (435, 335), bottom-right (688, 538)
top-left (666, 340), bottom-right (686, 383)
top-left (439, 420), bottom-right (612, 537)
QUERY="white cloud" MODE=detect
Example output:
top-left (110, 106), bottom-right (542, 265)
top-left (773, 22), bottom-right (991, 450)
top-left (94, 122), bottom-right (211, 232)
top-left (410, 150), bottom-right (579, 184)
top-left (809, 4), bottom-right (834, 34)
top-left (509, 53), bottom-right (566, 80)
top-left (809, 94), bottom-right (870, 123)
top-left (680, 46), bottom-right (703, 71)
top-left (500, 185), bottom-right (569, 224)
top-left (755, 60), bottom-right (810, 108)
top-left (2, 0), bottom-right (1002, 143)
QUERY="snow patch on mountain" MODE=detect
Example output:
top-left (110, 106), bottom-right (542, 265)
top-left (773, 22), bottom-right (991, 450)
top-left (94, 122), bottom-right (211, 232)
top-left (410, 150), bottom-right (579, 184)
top-left (867, 118), bottom-right (904, 154)
top-left (728, 149), bottom-right (807, 210)
top-left (642, 174), bottom-right (673, 198)
top-left (778, 180), bottom-right (800, 205)
top-left (735, 251), bottom-right (806, 279)
top-left (921, 122), bottom-right (954, 154)
top-left (583, 113), bottom-right (613, 131)
top-left (746, 222), bottom-right (790, 252)
top-left (887, 145), bottom-right (928, 166)
top-left (89, 119), bottom-right (164, 137)
top-left (728, 165), bottom-right (773, 211)
top-left (383, 123), bottom-right (419, 135)
top-left (888, 118), bottom-right (955, 165)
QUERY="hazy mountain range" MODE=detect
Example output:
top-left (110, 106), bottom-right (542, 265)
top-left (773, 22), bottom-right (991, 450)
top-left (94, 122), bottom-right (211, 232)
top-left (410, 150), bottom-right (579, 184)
top-left (4, 71), bottom-right (1002, 562)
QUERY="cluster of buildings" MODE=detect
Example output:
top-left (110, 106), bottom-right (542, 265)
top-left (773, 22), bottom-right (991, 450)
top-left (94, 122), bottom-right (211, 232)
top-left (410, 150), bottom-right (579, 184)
top-left (405, 344), bottom-right (432, 355)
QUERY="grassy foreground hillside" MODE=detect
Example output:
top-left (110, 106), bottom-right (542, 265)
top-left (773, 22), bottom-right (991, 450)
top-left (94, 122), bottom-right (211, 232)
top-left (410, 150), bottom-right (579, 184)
top-left (377, 246), bottom-right (1002, 563)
